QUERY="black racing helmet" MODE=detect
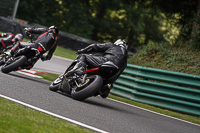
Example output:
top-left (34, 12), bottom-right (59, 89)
top-left (114, 39), bottom-right (128, 49)
top-left (48, 25), bottom-right (59, 36)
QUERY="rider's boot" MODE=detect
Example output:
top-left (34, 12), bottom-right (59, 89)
top-left (100, 84), bottom-right (112, 98)
top-left (68, 61), bottom-right (86, 75)
top-left (4, 51), bottom-right (11, 56)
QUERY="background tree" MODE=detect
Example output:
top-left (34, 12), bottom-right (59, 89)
top-left (16, 0), bottom-right (200, 51)
top-left (154, 0), bottom-right (199, 48)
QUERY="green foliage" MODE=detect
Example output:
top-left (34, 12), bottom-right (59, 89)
top-left (16, 0), bottom-right (200, 50)
top-left (156, 0), bottom-right (200, 48)
top-left (0, 0), bottom-right (16, 17)
top-left (17, 0), bottom-right (61, 25)
top-left (128, 42), bottom-right (200, 75)
top-left (16, 0), bottom-right (167, 50)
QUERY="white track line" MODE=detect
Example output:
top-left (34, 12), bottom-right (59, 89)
top-left (108, 98), bottom-right (200, 127)
top-left (0, 94), bottom-right (109, 133)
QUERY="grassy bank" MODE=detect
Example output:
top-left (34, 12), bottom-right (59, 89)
top-left (55, 42), bottom-right (200, 76)
top-left (128, 43), bottom-right (200, 75)
top-left (0, 97), bottom-right (93, 133)
top-left (54, 46), bottom-right (77, 60)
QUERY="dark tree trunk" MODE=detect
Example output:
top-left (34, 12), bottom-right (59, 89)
top-left (192, 0), bottom-right (200, 48)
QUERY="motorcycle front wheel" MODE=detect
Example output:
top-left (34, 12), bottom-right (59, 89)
top-left (1, 55), bottom-right (27, 73)
top-left (49, 75), bottom-right (63, 92)
top-left (71, 75), bottom-right (103, 101)
top-left (0, 56), bottom-right (4, 66)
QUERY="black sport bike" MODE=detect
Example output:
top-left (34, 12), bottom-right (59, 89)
top-left (0, 33), bottom-right (40, 73)
top-left (49, 59), bottom-right (121, 101)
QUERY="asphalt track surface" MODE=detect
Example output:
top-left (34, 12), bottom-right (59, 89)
top-left (0, 56), bottom-right (199, 133)
top-left (34, 55), bottom-right (73, 74)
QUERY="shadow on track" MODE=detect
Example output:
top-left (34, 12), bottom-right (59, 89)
top-left (83, 97), bottom-right (143, 116)
top-left (49, 87), bottom-right (142, 116)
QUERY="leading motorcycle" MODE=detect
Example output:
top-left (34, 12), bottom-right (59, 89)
top-left (49, 58), bottom-right (120, 101)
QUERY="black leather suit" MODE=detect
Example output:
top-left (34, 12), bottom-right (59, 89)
top-left (0, 33), bottom-right (15, 49)
top-left (78, 42), bottom-right (128, 80)
top-left (11, 28), bottom-right (57, 60)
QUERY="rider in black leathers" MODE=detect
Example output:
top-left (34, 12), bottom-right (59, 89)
top-left (69, 39), bottom-right (128, 98)
top-left (10, 26), bottom-right (59, 69)
top-left (0, 33), bottom-right (23, 53)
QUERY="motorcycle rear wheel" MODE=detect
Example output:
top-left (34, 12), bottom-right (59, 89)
top-left (1, 55), bottom-right (27, 73)
top-left (71, 75), bottom-right (103, 101)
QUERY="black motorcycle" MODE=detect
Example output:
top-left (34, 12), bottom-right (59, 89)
top-left (0, 33), bottom-right (40, 73)
top-left (49, 60), bottom-right (120, 101)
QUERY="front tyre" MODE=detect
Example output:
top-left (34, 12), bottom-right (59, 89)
top-left (0, 56), bottom-right (5, 66)
top-left (1, 55), bottom-right (27, 73)
top-left (49, 75), bottom-right (63, 92)
top-left (71, 75), bottom-right (103, 101)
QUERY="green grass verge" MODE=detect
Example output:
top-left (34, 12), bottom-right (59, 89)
top-left (37, 72), bottom-right (200, 125)
top-left (54, 46), bottom-right (77, 60)
top-left (0, 97), bottom-right (94, 133)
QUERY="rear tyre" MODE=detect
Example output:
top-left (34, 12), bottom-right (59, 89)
top-left (1, 55), bottom-right (27, 73)
top-left (71, 75), bottom-right (103, 101)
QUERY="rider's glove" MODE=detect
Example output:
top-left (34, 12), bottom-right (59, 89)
top-left (24, 28), bottom-right (32, 34)
top-left (24, 27), bottom-right (31, 31)
top-left (77, 44), bottom-right (94, 54)
top-left (77, 49), bottom-right (85, 54)
top-left (11, 38), bottom-right (16, 42)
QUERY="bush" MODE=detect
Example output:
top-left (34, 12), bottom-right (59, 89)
top-left (128, 42), bottom-right (200, 75)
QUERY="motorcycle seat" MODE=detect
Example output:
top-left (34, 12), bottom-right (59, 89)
top-left (100, 61), bottom-right (119, 71)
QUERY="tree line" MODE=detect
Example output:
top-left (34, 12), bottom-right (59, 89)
top-left (16, 0), bottom-right (200, 51)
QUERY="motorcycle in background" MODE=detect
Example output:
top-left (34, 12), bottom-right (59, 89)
top-left (0, 32), bottom-right (40, 73)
